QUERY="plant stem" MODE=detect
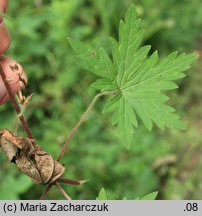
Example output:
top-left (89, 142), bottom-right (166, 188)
top-left (54, 183), bottom-right (71, 200)
top-left (0, 64), bottom-right (34, 139)
top-left (57, 91), bottom-right (116, 162)
top-left (40, 184), bottom-right (53, 200)
top-left (56, 178), bottom-right (88, 185)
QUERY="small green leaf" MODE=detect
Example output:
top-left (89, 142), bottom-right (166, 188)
top-left (141, 191), bottom-right (159, 200)
top-left (91, 79), bottom-right (117, 92)
top-left (96, 188), bottom-right (108, 200)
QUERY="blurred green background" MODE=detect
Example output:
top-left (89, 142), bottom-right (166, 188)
top-left (0, 0), bottom-right (202, 199)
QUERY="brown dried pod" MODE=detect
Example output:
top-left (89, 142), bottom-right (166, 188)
top-left (0, 129), bottom-right (17, 162)
top-left (0, 129), bottom-right (65, 184)
top-left (15, 150), bottom-right (43, 184)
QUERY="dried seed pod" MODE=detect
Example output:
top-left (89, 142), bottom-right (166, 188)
top-left (0, 56), bottom-right (27, 105)
top-left (0, 129), bottom-right (65, 184)
top-left (49, 160), bottom-right (66, 184)
top-left (0, 129), bottom-right (18, 162)
top-left (15, 150), bottom-right (43, 184)
top-left (27, 144), bottom-right (55, 184)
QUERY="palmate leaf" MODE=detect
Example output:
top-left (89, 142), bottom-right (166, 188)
top-left (68, 4), bottom-right (197, 148)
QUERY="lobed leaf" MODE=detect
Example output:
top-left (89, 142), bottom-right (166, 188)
top-left (69, 4), bottom-right (197, 148)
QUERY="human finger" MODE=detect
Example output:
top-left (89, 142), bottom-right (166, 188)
top-left (0, 55), bottom-right (27, 105)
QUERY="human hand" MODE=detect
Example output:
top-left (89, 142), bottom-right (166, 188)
top-left (0, 0), bottom-right (28, 105)
top-left (0, 0), bottom-right (10, 54)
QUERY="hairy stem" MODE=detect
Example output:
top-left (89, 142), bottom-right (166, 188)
top-left (0, 65), bottom-right (34, 139)
top-left (57, 91), bottom-right (116, 162)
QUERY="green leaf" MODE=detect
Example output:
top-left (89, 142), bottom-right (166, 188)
top-left (0, 174), bottom-right (32, 199)
top-left (91, 79), bottom-right (117, 92)
top-left (68, 38), bottom-right (116, 80)
top-left (112, 95), bottom-right (138, 149)
top-left (96, 188), bottom-right (108, 200)
top-left (68, 37), bottom-right (104, 77)
top-left (69, 4), bottom-right (197, 148)
top-left (99, 47), bottom-right (116, 80)
top-left (103, 93), bottom-right (121, 113)
top-left (141, 191), bottom-right (158, 200)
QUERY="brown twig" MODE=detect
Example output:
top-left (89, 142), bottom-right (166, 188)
top-left (57, 91), bottom-right (117, 162)
top-left (56, 178), bottom-right (88, 185)
top-left (0, 64), bottom-right (34, 139)
top-left (40, 183), bottom-right (53, 200)
top-left (54, 183), bottom-right (71, 200)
